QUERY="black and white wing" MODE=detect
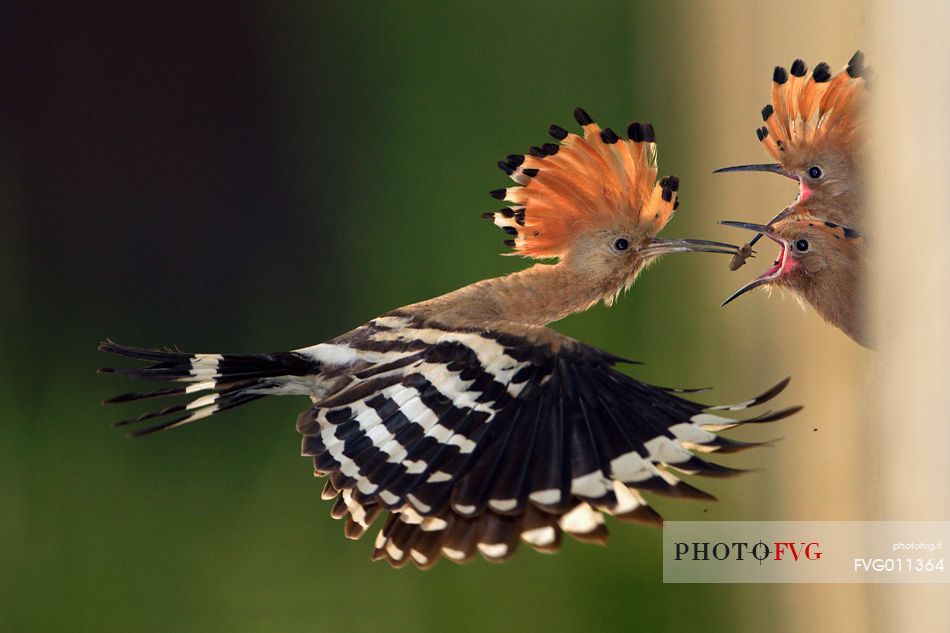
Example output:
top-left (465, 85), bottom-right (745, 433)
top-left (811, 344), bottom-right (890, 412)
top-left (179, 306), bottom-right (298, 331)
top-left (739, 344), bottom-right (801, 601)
top-left (298, 312), bottom-right (800, 568)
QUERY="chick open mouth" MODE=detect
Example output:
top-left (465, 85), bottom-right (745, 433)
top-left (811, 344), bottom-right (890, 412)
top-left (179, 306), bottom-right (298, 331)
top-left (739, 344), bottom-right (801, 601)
top-left (718, 221), bottom-right (788, 306)
top-left (754, 233), bottom-right (787, 283)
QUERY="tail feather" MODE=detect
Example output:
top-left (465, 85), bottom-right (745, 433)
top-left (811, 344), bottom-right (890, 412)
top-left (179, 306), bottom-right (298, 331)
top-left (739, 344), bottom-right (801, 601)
top-left (104, 385), bottom-right (194, 403)
top-left (118, 392), bottom-right (268, 437)
top-left (99, 341), bottom-right (322, 436)
top-left (99, 341), bottom-right (317, 381)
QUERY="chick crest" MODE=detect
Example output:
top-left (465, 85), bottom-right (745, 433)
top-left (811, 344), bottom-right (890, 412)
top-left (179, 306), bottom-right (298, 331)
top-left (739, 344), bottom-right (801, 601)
top-left (756, 51), bottom-right (867, 226)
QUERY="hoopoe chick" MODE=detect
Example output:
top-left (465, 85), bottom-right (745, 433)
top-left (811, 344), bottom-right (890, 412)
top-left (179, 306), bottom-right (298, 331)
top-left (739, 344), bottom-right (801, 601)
top-left (717, 52), bottom-right (870, 347)
top-left (716, 51), bottom-right (867, 269)
top-left (720, 216), bottom-right (867, 347)
top-left (100, 109), bottom-right (800, 570)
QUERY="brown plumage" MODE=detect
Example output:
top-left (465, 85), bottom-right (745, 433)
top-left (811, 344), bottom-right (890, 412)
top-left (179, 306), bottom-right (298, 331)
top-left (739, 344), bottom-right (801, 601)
top-left (720, 216), bottom-right (868, 347)
top-left (717, 51), bottom-right (866, 228)
top-left (99, 109), bottom-right (799, 569)
top-left (717, 52), bottom-right (869, 347)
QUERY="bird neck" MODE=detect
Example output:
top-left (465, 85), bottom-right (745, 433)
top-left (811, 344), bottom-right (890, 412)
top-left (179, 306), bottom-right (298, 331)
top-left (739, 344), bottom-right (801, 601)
top-left (415, 262), bottom-right (628, 328)
top-left (798, 256), bottom-right (868, 346)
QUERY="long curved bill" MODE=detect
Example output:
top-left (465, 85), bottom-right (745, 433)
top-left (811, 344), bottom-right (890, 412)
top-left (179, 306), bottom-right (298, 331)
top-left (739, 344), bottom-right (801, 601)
top-left (721, 273), bottom-right (773, 307)
top-left (713, 164), bottom-right (800, 251)
top-left (643, 238), bottom-right (739, 256)
top-left (722, 205), bottom-right (798, 251)
top-left (718, 221), bottom-right (787, 307)
top-left (713, 163), bottom-right (799, 182)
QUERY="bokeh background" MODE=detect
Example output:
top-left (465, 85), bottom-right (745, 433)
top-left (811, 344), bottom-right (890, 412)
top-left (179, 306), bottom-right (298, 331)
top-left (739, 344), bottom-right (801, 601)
top-left (2, 2), bottom-right (946, 632)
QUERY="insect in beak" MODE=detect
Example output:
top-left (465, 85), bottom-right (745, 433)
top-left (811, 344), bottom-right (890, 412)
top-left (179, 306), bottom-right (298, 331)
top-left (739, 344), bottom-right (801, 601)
top-left (717, 221), bottom-right (790, 306)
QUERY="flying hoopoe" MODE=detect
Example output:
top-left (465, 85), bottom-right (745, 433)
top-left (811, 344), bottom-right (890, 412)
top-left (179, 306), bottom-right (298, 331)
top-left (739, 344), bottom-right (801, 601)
top-left (100, 109), bottom-right (799, 569)
top-left (716, 52), bottom-right (869, 347)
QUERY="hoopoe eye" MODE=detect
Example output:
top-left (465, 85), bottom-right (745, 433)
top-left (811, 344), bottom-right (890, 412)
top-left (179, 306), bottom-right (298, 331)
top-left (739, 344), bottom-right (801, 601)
top-left (794, 239), bottom-right (810, 253)
top-left (807, 166), bottom-right (823, 179)
top-left (613, 238), bottom-right (630, 251)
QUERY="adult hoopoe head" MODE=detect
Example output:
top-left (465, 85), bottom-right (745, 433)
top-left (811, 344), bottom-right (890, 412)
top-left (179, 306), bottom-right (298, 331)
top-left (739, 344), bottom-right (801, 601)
top-left (719, 215), bottom-right (867, 346)
top-left (715, 51), bottom-right (867, 228)
top-left (483, 108), bottom-right (737, 310)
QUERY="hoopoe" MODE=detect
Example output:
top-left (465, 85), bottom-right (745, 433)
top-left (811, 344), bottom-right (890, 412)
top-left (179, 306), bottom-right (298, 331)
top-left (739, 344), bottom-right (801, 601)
top-left (100, 109), bottom-right (800, 569)
top-left (716, 52), bottom-right (869, 347)
top-left (719, 216), bottom-right (866, 345)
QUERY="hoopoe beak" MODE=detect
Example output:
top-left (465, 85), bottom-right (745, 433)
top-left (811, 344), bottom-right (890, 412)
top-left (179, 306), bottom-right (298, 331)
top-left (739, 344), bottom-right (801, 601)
top-left (717, 221), bottom-right (789, 307)
top-left (713, 163), bottom-right (799, 182)
top-left (713, 161), bottom-right (799, 253)
top-left (640, 238), bottom-right (739, 257)
top-left (723, 205), bottom-right (798, 252)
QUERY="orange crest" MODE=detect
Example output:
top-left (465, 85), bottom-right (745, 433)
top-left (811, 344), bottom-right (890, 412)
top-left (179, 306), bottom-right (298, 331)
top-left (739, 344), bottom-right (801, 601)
top-left (757, 51), bottom-right (866, 164)
top-left (483, 108), bottom-right (679, 258)
top-left (773, 216), bottom-right (864, 245)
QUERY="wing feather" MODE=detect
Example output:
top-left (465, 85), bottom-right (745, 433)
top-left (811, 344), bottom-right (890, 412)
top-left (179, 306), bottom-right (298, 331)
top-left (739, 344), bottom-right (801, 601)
top-left (298, 319), bottom-right (798, 568)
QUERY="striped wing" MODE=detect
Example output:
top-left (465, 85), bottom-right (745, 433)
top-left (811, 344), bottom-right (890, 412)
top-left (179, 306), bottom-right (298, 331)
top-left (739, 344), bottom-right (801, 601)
top-left (297, 315), bottom-right (798, 568)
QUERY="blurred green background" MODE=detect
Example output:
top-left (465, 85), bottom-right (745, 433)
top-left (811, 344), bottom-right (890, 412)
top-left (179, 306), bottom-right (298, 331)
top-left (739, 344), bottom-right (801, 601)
top-left (0, 2), bottom-right (835, 631)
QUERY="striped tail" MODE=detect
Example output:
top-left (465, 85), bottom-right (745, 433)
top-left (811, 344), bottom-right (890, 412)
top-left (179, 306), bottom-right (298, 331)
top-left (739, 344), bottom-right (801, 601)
top-left (99, 341), bottom-right (322, 436)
